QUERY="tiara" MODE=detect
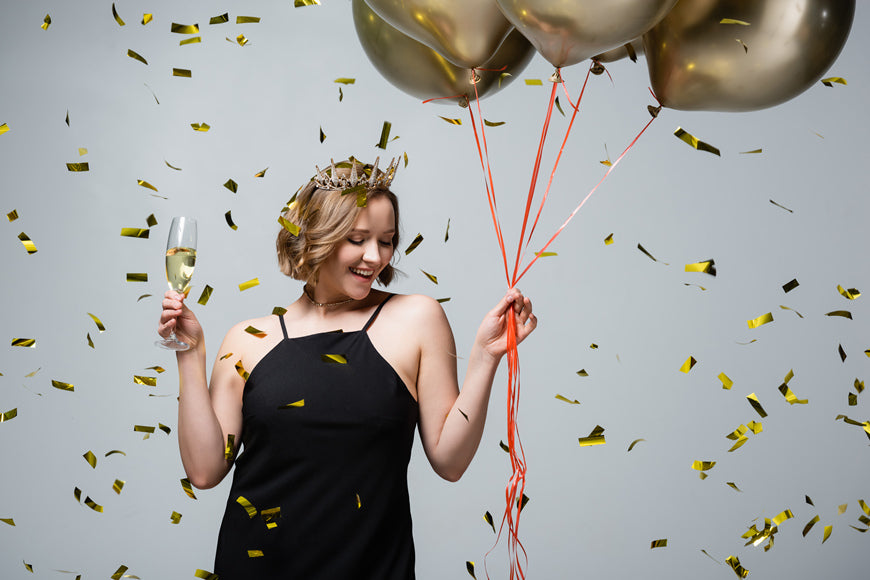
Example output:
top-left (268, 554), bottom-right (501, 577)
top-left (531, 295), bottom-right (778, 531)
top-left (312, 157), bottom-right (399, 192)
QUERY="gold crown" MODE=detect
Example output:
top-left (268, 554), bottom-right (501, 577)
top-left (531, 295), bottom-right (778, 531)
top-left (312, 157), bottom-right (398, 192)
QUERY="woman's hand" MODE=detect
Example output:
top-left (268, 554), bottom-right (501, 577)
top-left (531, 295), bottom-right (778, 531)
top-left (475, 288), bottom-right (537, 361)
top-left (158, 290), bottom-right (204, 350)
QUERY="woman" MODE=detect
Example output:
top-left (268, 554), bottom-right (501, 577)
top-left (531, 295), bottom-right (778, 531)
top-left (158, 157), bottom-right (537, 579)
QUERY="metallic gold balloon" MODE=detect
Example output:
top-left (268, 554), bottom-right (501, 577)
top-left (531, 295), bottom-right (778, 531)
top-left (496, 0), bottom-right (678, 68)
top-left (353, 0), bottom-right (534, 105)
top-left (365, 0), bottom-right (515, 68)
top-left (643, 0), bottom-right (855, 111)
top-left (594, 39), bottom-right (644, 63)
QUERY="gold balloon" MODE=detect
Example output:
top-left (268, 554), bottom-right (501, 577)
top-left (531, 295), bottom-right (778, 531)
top-left (594, 40), bottom-right (644, 64)
top-left (353, 0), bottom-right (534, 105)
top-left (365, 0), bottom-right (515, 68)
top-left (643, 0), bottom-right (855, 111)
top-left (496, 0), bottom-right (678, 68)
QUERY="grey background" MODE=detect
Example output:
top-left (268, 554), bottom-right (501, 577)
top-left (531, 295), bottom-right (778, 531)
top-left (1, 1), bottom-right (868, 578)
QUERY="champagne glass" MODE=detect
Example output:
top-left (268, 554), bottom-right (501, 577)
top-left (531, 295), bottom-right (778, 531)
top-left (156, 216), bottom-right (197, 351)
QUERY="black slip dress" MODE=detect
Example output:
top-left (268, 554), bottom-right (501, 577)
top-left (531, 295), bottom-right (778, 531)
top-left (214, 294), bottom-right (419, 579)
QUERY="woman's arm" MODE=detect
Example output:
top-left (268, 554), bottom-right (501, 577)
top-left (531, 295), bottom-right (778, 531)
top-left (416, 289), bottom-right (536, 481)
top-left (160, 291), bottom-right (245, 489)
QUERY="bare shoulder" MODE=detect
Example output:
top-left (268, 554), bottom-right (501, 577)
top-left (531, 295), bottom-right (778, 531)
top-left (385, 293), bottom-right (448, 324)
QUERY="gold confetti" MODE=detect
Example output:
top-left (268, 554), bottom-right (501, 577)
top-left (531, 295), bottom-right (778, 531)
top-left (319, 126), bottom-right (326, 143)
top-left (272, 306), bottom-right (288, 316)
top-left (254, 167), bottom-right (268, 178)
top-left (236, 496), bottom-right (258, 518)
top-left (421, 270), bottom-right (438, 284)
top-left (821, 77), bottom-right (847, 87)
top-left (243, 326), bottom-right (265, 339)
top-left (6, 209), bottom-right (18, 221)
top-left (484, 511), bottom-right (495, 533)
top-left (726, 482), bottom-right (742, 492)
top-left (173, 68), bottom-right (192, 78)
top-left (11, 338), bottom-right (35, 348)
top-left (436, 298), bottom-right (451, 303)
top-left (467, 561), bottom-right (476, 578)
top-left (637, 243), bottom-right (668, 264)
top-left (404, 151), bottom-right (410, 168)
top-left (438, 116), bottom-right (462, 126)
top-left (235, 361), bottom-right (250, 381)
top-left (127, 273), bottom-right (148, 282)
top-left (534, 251), bottom-right (557, 258)
top-left (356, 493), bottom-right (362, 509)
top-left (225, 211), bottom-right (238, 231)
top-left (589, 343), bottom-right (599, 349)
top-left (770, 199), bottom-right (794, 213)
top-left (133, 375), bottom-right (157, 386)
top-left (278, 216), bottom-right (300, 237)
top-left (524, 79), bottom-right (543, 86)
top-left (335, 78), bottom-right (356, 85)
top-left (51, 380), bottom-right (74, 392)
top-left (826, 310), bottom-right (852, 319)
top-left (860, 499), bottom-right (870, 515)
top-left (726, 555), bottom-right (748, 578)
top-left (77, 147), bottom-right (88, 156)
top-left (822, 524), bottom-right (832, 543)
top-left (720, 18), bottom-right (751, 25)
top-left (627, 438), bottom-right (645, 452)
top-left (237, 15), bottom-right (261, 23)
top-left (856, 378), bottom-right (866, 394)
top-left (191, 122), bottom-right (210, 132)
top-left (1, 409), bottom-right (18, 423)
top-left (24, 561), bottom-right (33, 572)
top-left (321, 354), bottom-right (347, 364)
top-left (82, 451), bottom-right (97, 469)
top-left (225, 434), bottom-right (235, 460)
top-left (0, 123), bottom-right (9, 135)
top-left (233, 34), bottom-right (249, 46)
top-left (674, 127), bottom-right (721, 156)
top-left (181, 478), bottom-right (197, 499)
top-left (679, 356), bottom-right (697, 373)
top-left (137, 295), bottom-right (151, 302)
top-left (113, 479), bottom-right (125, 494)
top-left (576, 369), bottom-right (588, 377)
top-left (578, 425), bottom-right (606, 446)
top-left (171, 23), bottom-right (199, 34)
top-left (555, 394), bottom-right (580, 405)
top-left (377, 121), bottom-right (392, 150)
top-left (772, 509), bottom-right (794, 526)
top-left (718, 372), bottom-right (733, 390)
top-left (779, 304), bottom-right (804, 318)
top-left (170, 511), bottom-right (182, 524)
top-left (197, 285), bottom-right (213, 305)
top-left (120, 227), bottom-right (149, 239)
top-left (1, 518), bottom-right (14, 526)
top-left (803, 515), bottom-right (820, 536)
top-left (837, 285), bottom-right (861, 300)
top-left (146, 214), bottom-right (159, 227)
top-left (458, 409), bottom-right (469, 422)
top-left (517, 494), bottom-right (530, 511)
top-left (210, 13), bottom-right (229, 24)
top-left (261, 507), bottom-right (281, 528)
top-left (142, 14), bottom-right (153, 25)
top-left (839, 344), bottom-right (847, 362)
top-left (136, 179), bottom-right (158, 193)
top-left (685, 260), bottom-right (716, 275)
top-left (110, 3), bottom-right (126, 26)
top-left (66, 162), bottom-right (89, 172)
top-left (220, 352), bottom-right (233, 361)
top-left (84, 496), bottom-right (104, 513)
top-left (554, 96), bottom-right (566, 117)
top-left (246, 550), bottom-right (264, 558)
top-left (747, 312), bottom-right (773, 329)
top-left (484, 119), bottom-right (506, 127)
top-left (279, 400), bottom-right (305, 410)
top-left (127, 49), bottom-right (148, 65)
top-left (194, 570), bottom-right (219, 580)
top-left (133, 425), bottom-right (155, 434)
top-left (41, 14), bottom-right (51, 30)
top-left (740, 148), bottom-right (762, 154)
top-left (239, 278), bottom-right (259, 291)
top-left (650, 539), bottom-right (667, 549)
top-left (838, 503), bottom-right (848, 515)
top-left (106, 450), bottom-right (126, 457)
top-left (747, 393), bottom-right (768, 418)
top-left (17, 233), bottom-right (37, 254)
top-left (180, 37), bottom-right (201, 46)
top-left (747, 421), bottom-right (762, 434)
top-left (604, 233), bottom-right (614, 245)
top-left (499, 440), bottom-right (510, 453)
top-left (692, 460), bottom-right (716, 473)
top-left (404, 234), bottom-right (423, 255)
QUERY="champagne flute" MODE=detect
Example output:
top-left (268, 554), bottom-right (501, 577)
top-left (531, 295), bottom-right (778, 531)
top-left (156, 216), bottom-right (197, 351)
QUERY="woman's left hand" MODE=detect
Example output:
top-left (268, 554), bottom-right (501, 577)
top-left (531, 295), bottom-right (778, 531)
top-left (475, 288), bottom-right (537, 360)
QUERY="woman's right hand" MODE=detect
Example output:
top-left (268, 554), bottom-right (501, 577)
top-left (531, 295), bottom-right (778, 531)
top-left (159, 290), bottom-right (204, 349)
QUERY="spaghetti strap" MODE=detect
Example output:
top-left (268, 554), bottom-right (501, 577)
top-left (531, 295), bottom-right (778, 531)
top-left (277, 313), bottom-right (289, 339)
top-left (363, 294), bottom-right (395, 332)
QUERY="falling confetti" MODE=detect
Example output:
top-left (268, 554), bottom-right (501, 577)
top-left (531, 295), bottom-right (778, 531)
top-left (747, 312), bottom-right (773, 329)
top-left (674, 127), bottom-right (721, 156)
top-left (679, 356), bottom-right (697, 373)
top-left (578, 425), bottom-right (606, 446)
top-left (239, 278), bottom-right (259, 291)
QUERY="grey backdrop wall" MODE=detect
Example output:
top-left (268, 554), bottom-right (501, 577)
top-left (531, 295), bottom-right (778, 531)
top-left (1, 1), bottom-right (868, 579)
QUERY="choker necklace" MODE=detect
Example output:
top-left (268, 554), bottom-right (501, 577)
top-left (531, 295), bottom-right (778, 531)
top-left (303, 286), bottom-right (355, 308)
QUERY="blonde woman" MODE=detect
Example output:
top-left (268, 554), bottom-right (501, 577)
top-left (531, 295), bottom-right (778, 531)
top-left (158, 158), bottom-right (537, 579)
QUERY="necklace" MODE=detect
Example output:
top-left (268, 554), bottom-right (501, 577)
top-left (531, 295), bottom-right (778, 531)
top-left (303, 285), bottom-right (355, 308)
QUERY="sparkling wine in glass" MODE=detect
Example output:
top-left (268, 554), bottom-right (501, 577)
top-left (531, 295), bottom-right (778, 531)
top-left (156, 216), bottom-right (197, 351)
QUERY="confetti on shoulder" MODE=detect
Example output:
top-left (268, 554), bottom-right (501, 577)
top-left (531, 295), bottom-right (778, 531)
top-left (279, 399), bottom-right (304, 409)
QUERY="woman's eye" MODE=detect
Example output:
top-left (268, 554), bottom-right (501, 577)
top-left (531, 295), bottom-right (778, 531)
top-left (347, 238), bottom-right (363, 245)
top-left (379, 240), bottom-right (393, 247)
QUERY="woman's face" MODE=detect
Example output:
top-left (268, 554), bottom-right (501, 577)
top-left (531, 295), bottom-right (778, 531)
top-left (315, 195), bottom-right (396, 302)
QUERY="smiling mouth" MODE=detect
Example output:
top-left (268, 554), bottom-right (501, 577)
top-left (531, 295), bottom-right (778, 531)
top-left (350, 267), bottom-right (374, 279)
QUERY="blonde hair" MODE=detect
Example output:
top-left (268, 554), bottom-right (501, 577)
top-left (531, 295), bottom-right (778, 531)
top-left (276, 159), bottom-right (400, 286)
